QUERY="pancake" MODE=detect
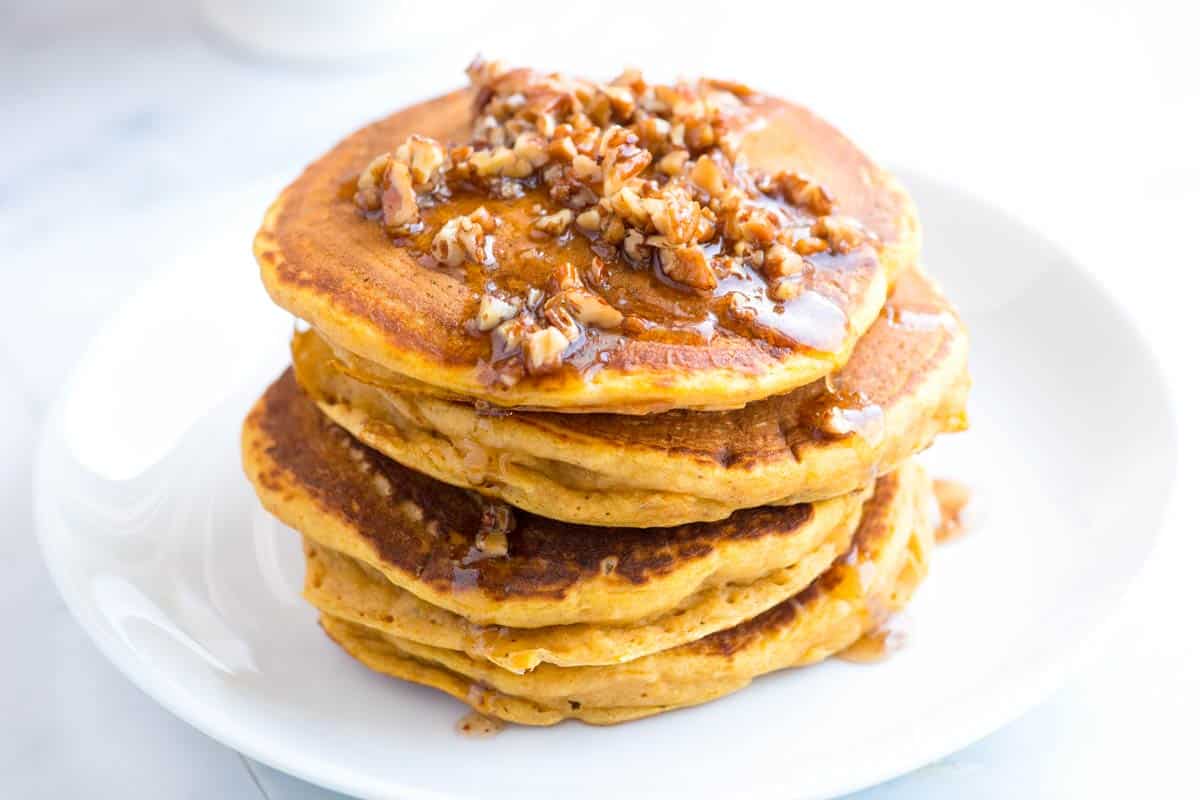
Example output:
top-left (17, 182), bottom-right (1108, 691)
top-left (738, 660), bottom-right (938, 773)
top-left (242, 369), bottom-right (870, 628)
top-left (292, 267), bottom-right (968, 526)
top-left (255, 64), bottom-right (920, 414)
top-left (303, 510), bottom-right (853, 672)
top-left (318, 462), bottom-right (933, 725)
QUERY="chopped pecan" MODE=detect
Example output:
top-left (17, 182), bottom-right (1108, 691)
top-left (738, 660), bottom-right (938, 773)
top-left (571, 154), bottom-right (603, 183)
top-left (734, 206), bottom-right (778, 244)
top-left (381, 163), bottom-right (419, 230)
top-left (797, 182), bottom-right (834, 216)
top-left (769, 277), bottom-right (805, 302)
top-left (610, 186), bottom-right (649, 227)
top-left (476, 294), bottom-right (520, 331)
top-left (690, 154), bottom-right (725, 196)
top-left (532, 208), bottom-right (574, 237)
top-left (542, 294), bottom-right (582, 341)
top-left (660, 245), bottom-right (718, 291)
top-left (548, 135), bottom-right (578, 161)
top-left (354, 153), bottom-right (390, 210)
top-left (512, 132), bottom-right (549, 167)
top-left (550, 260), bottom-right (582, 291)
top-left (492, 317), bottom-right (530, 357)
top-left (763, 243), bottom-right (808, 279)
top-left (466, 57), bottom-right (507, 87)
top-left (575, 207), bottom-right (602, 231)
top-left (657, 149), bottom-right (689, 176)
top-left (602, 85), bottom-right (636, 120)
top-left (813, 215), bottom-right (865, 253)
top-left (781, 228), bottom-right (829, 255)
top-left (623, 229), bottom-right (649, 261)
top-left (469, 147), bottom-right (534, 178)
top-left (430, 218), bottom-right (466, 266)
top-left (636, 116), bottom-right (672, 151)
top-left (563, 288), bottom-right (623, 328)
top-left (602, 146), bottom-right (652, 197)
top-left (431, 208), bottom-right (493, 266)
top-left (602, 215), bottom-right (626, 245)
top-left (396, 135), bottom-right (445, 187)
top-left (523, 326), bottom-right (571, 373)
top-left (719, 290), bottom-right (757, 324)
top-left (474, 501), bottom-right (515, 558)
top-left (474, 528), bottom-right (509, 559)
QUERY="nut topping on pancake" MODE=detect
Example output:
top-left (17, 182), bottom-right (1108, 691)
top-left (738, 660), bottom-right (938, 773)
top-left (350, 60), bottom-right (881, 382)
top-left (470, 502), bottom-right (514, 561)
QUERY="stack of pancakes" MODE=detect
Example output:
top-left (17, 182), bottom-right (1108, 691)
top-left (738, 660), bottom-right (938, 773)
top-left (243, 63), bottom-right (969, 725)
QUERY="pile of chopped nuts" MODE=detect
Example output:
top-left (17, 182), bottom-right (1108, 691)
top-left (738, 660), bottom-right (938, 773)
top-left (353, 60), bottom-right (872, 379)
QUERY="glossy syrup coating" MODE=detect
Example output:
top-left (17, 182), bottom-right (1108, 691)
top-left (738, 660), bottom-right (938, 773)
top-left (351, 62), bottom-right (881, 385)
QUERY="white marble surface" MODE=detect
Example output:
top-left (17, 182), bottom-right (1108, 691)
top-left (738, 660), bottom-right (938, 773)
top-left (2, 1), bottom-right (1197, 797)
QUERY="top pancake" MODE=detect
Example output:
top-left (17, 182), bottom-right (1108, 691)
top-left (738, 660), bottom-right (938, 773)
top-left (254, 66), bottom-right (920, 413)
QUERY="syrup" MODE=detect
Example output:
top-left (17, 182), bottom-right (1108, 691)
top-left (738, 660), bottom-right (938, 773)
top-left (838, 615), bottom-right (910, 664)
top-left (933, 478), bottom-right (971, 543)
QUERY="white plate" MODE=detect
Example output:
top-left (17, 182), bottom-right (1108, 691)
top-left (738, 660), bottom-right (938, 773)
top-left (35, 174), bottom-right (1176, 800)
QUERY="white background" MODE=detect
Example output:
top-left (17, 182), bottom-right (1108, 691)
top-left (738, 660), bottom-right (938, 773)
top-left (2, 0), bottom-right (1197, 797)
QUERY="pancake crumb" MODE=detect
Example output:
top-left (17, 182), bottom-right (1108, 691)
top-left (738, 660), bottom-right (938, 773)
top-left (456, 711), bottom-right (505, 738)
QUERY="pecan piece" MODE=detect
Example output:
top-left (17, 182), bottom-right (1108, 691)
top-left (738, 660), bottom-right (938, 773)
top-left (763, 243), bottom-right (808, 280)
top-left (571, 154), bottom-right (603, 183)
top-left (476, 294), bottom-right (520, 331)
top-left (523, 326), bottom-right (571, 373)
top-left (381, 163), bottom-right (419, 230)
top-left (660, 245), bottom-right (718, 291)
top-left (396, 134), bottom-right (445, 187)
top-left (354, 153), bottom-right (390, 210)
top-left (690, 154), bottom-right (725, 196)
top-left (575, 207), bottom-right (603, 231)
top-left (813, 215), bottom-right (865, 253)
top-left (532, 208), bottom-right (574, 237)
top-left (431, 208), bottom-right (493, 266)
top-left (563, 288), bottom-right (623, 329)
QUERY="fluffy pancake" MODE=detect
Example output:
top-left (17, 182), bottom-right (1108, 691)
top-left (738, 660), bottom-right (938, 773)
top-left (303, 513), bottom-right (852, 673)
top-left (254, 68), bottom-right (919, 414)
top-left (242, 370), bottom-right (869, 627)
top-left (292, 268), bottom-right (968, 526)
top-left (319, 462), bottom-right (932, 725)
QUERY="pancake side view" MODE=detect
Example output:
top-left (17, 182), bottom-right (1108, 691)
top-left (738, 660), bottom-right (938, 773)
top-left (303, 507), bottom-right (854, 673)
top-left (255, 61), bottom-right (920, 413)
top-left (319, 463), bottom-right (933, 725)
top-left (292, 268), bottom-right (968, 526)
top-left (243, 370), bottom-right (870, 628)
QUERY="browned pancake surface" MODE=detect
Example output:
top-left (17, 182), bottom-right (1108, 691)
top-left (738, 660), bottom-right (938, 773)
top-left (249, 370), bottom-right (827, 601)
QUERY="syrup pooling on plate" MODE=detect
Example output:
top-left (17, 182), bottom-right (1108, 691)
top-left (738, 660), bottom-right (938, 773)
top-left (351, 60), bottom-right (881, 384)
top-left (836, 615), bottom-right (910, 664)
top-left (932, 479), bottom-right (971, 543)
